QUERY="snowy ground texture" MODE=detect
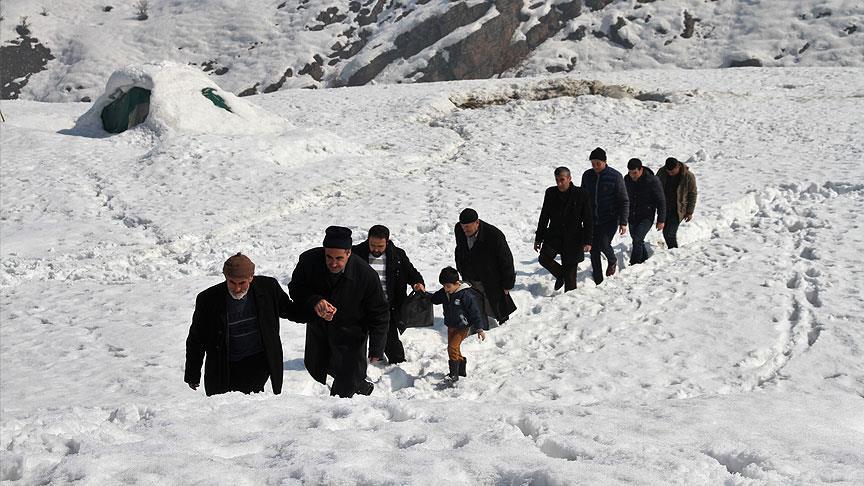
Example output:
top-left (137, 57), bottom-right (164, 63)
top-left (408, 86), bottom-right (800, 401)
top-left (2, 66), bottom-right (864, 484)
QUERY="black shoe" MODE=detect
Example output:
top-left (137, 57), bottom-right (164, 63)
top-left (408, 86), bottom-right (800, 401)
top-left (554, 276), bottom-right (564, 290)
top-left (458, 358), bottom-right (467, 377)
top-left (448, 360), bottom-right (460, 381)
top-left (356, 380), bottom-right (374, 396)
top-left (606, 261), bottom-right (617, 277)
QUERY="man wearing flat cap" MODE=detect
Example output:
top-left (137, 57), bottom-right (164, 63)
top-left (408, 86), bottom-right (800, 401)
top-left (185, 253), bottom-right (302, 396)
top-left (288, 226), bottom-right (390, 398)
top-left (454, 208), bottom-right (517, 324)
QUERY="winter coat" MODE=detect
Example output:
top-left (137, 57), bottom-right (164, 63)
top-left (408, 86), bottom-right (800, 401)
top-left (580, 166), bottom-right (630, 225)
top-left (624, 167), bottom-right (666, 224)
top-left (352, 240), bottom-right (424, 328)
top-left (184, 276), bottom-right (301, 396)
top-left (535, 183), bottom-right (594, 263)
top-left (657, 163), bottom-right (698, 220)
top-left (287, 248), bottom-right (390, 372)
top-left (454, 220), bottom-right (517, 321)
top-left (429, 283), bottom-right (489, 333)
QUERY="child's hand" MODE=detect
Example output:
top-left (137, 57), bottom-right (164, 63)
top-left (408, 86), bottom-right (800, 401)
top-left (477, 330), bottom-right (486, 341)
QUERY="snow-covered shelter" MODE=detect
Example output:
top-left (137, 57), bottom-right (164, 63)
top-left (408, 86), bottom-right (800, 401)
top-left (75, 62), bottom-right (289, 136)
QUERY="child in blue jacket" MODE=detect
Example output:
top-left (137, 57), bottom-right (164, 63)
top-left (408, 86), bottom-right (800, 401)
top-left (429, 267), bottom-right (488, 381)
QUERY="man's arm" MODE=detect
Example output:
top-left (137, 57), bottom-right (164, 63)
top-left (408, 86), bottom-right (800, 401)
top-left (534, 189), bottom-right (551, 250)
top-left (497, 232), bottom-right (516, 291)
top-left (580, 192), bottom-right (594, 248)
top-left (454, 223), bottom-right (466, 276)
top-left (365, 277), bottom-right (390, 360)
top-left (651, 176), bottom-right (666, 224)
top-left (400, 249), bottom-right (424, 288)
top-left (287, 257), bottom-right (326, 314)
top-left (685, 172), bottom-right (698, 220)
top-left (616, 174), bottom-right (630, 227)
top-left (184, 293), bottom-right (207, 389)
top-left (274, 278), bottom-right (304, 322)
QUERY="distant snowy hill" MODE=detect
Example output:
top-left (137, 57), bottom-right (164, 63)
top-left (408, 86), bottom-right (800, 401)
top-left (1, 0), bottom-right (862, 101)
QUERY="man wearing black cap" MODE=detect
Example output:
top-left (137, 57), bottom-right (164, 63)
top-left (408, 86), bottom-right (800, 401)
top-left (454, 208), bottom-right (517, 324)
top-left (288, 226), bottom-right (390, 397)
top-left (657, 157), bottom-right (698, 249)
top-left (352, 225), bottom-right (425, 364)
top-left (581, 147), bottom-right (629, 284)
top-left (624, 158), bottom-right (666, 264)
top-left (534, 166), bottom-right (593, 292)
top-left (185, 253), bottom-right (302, 396)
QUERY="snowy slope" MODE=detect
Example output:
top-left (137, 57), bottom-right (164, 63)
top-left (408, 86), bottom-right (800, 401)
top-left (2, 66), bottom-right (864, 484)
top-left (1, 0), bottom-right (862, 101)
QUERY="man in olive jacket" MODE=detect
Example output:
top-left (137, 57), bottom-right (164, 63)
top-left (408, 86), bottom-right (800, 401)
top-left (454, 208), bottom-right (517, 324)
top-left (288, 226), bottom-right (390, 398)
top-left (534, 166), bottom-right (593, 292)
top-left (352, 225), bottom-right (425, 364)
top-left (185, 253), bottom-right (302, 396)
top-left (657, 157), bottom-right (698, 249)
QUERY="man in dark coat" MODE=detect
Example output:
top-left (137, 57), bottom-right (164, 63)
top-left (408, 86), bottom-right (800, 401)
top-left (657, 157), bottom-right (698, 249)
top-left (288, 226), bottom-right (390, 398)
top-left (185, 253), bottom-right (302, 396)
top-left (454, 208), bottom-right (517, 324)
top-left (352, 224), bottom-right (425, 364)
top-left (581, 147), bottom-right (629, 285)
top-left (624, 158), bottom-right (666, 265)
top-left (534, 166), bottom-right (594, 292)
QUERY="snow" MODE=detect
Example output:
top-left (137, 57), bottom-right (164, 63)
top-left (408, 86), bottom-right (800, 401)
top-left (2, 65), bottom-right (864, 484)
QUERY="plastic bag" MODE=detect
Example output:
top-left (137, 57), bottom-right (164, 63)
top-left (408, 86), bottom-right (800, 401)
top-left (399, 291), bottom-right (433, 329)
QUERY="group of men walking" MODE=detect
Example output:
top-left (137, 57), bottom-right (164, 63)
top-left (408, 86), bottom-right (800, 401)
top-left (184, 147), bottom-right (696, 398)
top-left (535, 147), bottom-right (698, 290)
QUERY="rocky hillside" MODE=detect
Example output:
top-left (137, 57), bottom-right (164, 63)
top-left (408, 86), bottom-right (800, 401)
top-left (1, 0), bottom-right (861, 101)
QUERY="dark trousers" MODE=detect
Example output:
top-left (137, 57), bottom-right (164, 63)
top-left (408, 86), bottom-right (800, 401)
top-left (304, 323), bottom-right (368, 398)
top-left (629, 218), bottom-right (654, 265)
top-left (538, 239), bottom-right (579, 291)
top-left (228, 352), bottom-right (270, 394)
top-left (590, 220), bottom-right (619, 284)
top-left (384, 310), bottom-right (406, 364)
top-left (663, 214), bottom-right (681, 249)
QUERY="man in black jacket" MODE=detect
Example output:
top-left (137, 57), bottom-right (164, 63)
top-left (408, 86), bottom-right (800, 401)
top-left (288, 226), bottom-right (390, 398)
top-left (454, 208), bottom-right (517, 324)
top-left (624, 158), bottom-right (666, 265)
top-left (581, 147), bottom-right (629, 285)
top-left (352, 225), bottom-right (425, 364)
top-left (185, 253), bottom-right (302, 396)
top-left (534, 167), bottom-right (593, 292)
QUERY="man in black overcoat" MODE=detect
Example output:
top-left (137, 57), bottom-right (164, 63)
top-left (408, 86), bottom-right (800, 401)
top-left (185, 253), bottom-right (302, 396)
top-left (454, 208), bottom-right (517, 324)
top-left (352, 225), bottom-right (425, 364)
top-left (288, 226), bottom-right (390, 398)
top-left (534, 166), bottom-right (594, 292)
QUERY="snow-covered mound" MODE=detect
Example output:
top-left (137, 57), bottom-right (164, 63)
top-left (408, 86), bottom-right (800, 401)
top-left (73, 62), bottom-right (291, 136)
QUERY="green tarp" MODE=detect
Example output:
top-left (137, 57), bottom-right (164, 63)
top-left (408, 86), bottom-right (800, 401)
top-left (100, 87), bottom-right (151, 134)
top-left (201, 88), bottom-right (232, 112)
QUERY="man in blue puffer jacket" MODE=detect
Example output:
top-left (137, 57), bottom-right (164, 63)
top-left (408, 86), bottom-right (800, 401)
top-left (581, 147), bottom-right (629, 285)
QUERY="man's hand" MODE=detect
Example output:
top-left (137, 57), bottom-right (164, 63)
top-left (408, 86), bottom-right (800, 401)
top-left (188, 383), bottom-right (199, 390)
top-left (369, 356), bottom-right (380, 364)
top-left (583, 244), bottom-right (592, 252)
top-left (412, 283), bottom-right (426, 292)
top-left (477, 330), bottom-right (486, 341)
top-left (533, 241), bottom-right (541, 252)
top-left (314, 299), bottom-right (337, 321)
top-left (656, 222), bottom-right (665, 231)
top-left (618, 225), bottom-right (627, 236)
top-left (684, 214), bottom-right (693, 222)
top-left (503, 289), bottom-right (510, 295)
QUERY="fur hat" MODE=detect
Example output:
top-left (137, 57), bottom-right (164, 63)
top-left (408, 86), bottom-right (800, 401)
top-left (323, 226), bottom-right (353, 249)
